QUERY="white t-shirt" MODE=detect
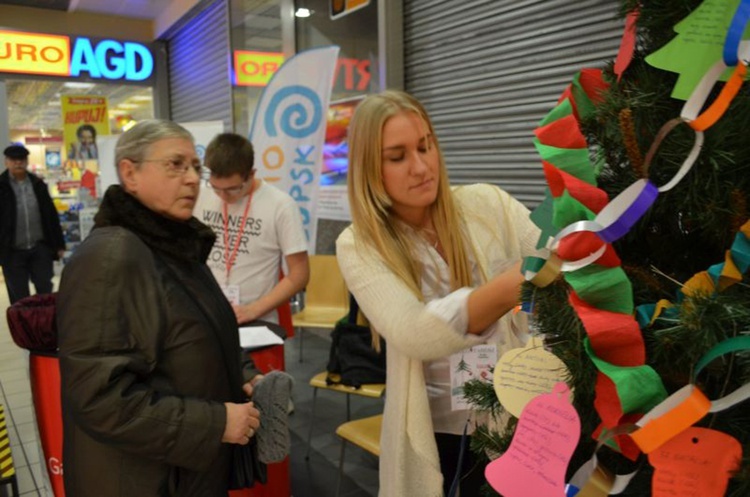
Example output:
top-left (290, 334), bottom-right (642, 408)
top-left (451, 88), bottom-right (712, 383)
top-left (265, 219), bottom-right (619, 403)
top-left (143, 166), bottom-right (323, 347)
top-left (194, 179), bottom-right (308, 323)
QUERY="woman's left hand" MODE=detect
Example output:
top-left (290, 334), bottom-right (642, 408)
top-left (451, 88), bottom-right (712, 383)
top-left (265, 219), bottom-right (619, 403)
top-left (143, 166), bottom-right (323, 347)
top-left (242, 374), bottom-right (264, 398)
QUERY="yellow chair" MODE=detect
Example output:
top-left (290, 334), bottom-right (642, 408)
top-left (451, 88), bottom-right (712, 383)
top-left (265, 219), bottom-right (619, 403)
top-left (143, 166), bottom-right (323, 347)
top-left (292, 254), bottom-right (349, 362)
top-left (335, 414), bottom-right (382, 497)
top-left (305, 372), bottom-right (385, 459)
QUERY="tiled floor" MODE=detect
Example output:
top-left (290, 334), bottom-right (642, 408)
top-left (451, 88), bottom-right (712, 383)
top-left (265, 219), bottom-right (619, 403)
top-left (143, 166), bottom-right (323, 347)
top-left (0, 274), bottom-right (380, 497)
top-left (0, 275), bottom-right (45, 497)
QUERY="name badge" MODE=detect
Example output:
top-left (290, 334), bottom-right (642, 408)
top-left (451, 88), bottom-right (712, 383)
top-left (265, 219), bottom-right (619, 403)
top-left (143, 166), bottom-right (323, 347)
top-left (449, 344), bottom-right (498, 411)
top-left (220, 284), bottom-right (241, 305)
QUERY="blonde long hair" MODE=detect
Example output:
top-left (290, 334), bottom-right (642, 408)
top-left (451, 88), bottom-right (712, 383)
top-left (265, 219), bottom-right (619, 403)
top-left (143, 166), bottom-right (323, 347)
top-left (347, 90), bottom-right (478, 299)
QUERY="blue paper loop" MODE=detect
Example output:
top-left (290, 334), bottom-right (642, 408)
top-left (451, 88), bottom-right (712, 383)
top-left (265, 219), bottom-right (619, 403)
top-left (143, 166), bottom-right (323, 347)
top-left (723, 0), bottom-right (750, 66)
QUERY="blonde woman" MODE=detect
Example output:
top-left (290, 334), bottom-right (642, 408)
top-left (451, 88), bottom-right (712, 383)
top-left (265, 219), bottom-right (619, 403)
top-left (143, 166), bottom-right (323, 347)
top-left (336, 90), bottom-right (540, 496)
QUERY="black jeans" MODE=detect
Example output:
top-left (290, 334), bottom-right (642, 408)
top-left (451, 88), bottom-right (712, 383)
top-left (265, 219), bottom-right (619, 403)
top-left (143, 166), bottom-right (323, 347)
top-left (436, 432), bottom-right (485, 496)
top-left (1, 244), bottom-right (54, 304)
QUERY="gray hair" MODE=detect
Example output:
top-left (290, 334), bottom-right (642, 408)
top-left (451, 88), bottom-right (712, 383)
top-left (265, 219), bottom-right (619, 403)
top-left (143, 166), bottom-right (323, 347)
top-left (115, 119), bottom-right (194, 180)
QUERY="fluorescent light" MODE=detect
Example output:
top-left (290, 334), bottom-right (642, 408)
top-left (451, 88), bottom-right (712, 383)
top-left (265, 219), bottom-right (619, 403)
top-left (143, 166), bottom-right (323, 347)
top-left (63, 82), bottom-right (96, 89)
top-left (130, 95), bottom-right (152, 102)
top-left (295, 7), bottom-right (312, 17)
top-left (116, 103), bottom-right (140, 109)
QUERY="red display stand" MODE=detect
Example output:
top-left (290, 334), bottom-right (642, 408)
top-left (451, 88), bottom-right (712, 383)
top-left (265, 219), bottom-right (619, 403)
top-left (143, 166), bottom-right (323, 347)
top-left (29, 353), bottom-right (65, 497)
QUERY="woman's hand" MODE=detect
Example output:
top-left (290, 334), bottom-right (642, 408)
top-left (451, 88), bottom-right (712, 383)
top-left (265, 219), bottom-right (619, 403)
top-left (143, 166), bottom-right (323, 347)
top-left (467, 260), bottom-right (525, 334)
top-left (242, 374), bottom-right (265, 399)
top-left (222, 401), bottom-right (261, 445)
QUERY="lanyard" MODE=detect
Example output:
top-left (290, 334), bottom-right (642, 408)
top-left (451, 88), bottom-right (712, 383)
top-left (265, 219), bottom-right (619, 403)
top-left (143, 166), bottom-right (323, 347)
top-left (222, 184), bottom-right (255, 284)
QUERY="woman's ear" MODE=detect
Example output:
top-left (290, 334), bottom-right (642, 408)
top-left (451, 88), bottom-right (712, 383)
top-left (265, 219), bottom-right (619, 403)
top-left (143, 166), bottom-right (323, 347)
top-left (118, 159), bottom-right (139, 194)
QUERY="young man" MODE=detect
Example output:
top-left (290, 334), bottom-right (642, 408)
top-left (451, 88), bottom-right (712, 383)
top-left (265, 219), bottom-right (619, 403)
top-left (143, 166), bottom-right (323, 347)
top-left (195, 133), bottom-right (309, 324)
top-left (0, 144), bottom-right (66, 303)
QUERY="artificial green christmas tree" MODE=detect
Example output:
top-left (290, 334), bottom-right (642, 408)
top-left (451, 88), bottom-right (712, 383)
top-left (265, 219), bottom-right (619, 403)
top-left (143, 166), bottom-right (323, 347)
top-left (469, 1), bottom-right (750, 495)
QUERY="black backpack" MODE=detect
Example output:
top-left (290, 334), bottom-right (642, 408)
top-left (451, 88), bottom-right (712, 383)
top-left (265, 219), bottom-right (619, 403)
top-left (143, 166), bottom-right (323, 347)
top-left (326, 294), bottom-right (386, 388)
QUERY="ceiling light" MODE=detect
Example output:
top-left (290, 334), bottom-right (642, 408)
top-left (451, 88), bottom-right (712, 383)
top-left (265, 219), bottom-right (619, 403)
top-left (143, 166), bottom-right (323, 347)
top-left (48, 100), bottom-right (61, 106)
top-left (63, 82), bottom-right (96, 89)
top-left (130, 95), bottom-right (152, 102)
top-left (117, 103), bottom-right (140, 110)
top-left (294, 7), bottom-right (312, 17)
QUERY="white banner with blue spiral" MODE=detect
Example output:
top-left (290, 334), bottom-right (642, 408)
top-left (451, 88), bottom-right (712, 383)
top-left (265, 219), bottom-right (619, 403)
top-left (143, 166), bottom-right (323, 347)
top-left (249, 45), bottom-right (340, 253)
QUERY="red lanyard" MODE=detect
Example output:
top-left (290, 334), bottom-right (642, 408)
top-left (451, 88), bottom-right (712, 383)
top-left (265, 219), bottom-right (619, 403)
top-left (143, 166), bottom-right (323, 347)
top-left (222, 184), bottom-right (255, 283)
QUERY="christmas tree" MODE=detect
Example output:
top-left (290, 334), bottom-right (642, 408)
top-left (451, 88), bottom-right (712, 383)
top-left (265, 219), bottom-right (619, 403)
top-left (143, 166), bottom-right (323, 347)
top-left (467, 1), bottom-right (750, 495)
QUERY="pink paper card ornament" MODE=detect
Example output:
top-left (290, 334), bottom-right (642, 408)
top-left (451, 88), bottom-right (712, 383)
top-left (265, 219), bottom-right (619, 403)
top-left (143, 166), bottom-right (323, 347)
top-left (485, 382), bottom-right (580, 496)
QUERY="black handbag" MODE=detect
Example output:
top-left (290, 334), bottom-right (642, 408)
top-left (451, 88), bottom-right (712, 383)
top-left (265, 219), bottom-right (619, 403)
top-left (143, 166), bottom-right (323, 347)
top-left (326, 294), bottom-right (386, 388)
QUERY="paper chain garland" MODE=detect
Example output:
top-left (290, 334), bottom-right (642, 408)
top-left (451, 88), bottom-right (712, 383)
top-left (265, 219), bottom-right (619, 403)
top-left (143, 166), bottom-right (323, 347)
top-left (517, 1), bottom-right (750, 493)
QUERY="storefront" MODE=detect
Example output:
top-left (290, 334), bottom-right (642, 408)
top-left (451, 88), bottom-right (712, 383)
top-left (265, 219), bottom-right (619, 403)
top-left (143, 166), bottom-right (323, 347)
top-left (0, 25), bottom-right (162, 259)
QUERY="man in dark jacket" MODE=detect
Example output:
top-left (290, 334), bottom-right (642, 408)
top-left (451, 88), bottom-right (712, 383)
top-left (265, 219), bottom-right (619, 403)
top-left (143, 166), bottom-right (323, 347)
top-left (0, 144), bottom-right (66, 304)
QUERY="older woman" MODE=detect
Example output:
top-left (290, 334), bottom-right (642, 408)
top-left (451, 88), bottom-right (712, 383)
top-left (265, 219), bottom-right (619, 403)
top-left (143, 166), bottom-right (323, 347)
top-left (57, 120), bottom-right (263, 496)
top-left (336, 91), bottom-right (541, 496)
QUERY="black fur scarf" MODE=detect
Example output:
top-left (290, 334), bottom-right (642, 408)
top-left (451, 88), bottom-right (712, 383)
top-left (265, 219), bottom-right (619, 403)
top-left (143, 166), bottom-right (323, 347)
top-left (93, 185), bottom-right (216, 263)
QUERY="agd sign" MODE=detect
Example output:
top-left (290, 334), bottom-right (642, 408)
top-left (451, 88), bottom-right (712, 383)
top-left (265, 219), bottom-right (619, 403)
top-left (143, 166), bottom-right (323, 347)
top-left (0, 30), bottom-right (154, 82)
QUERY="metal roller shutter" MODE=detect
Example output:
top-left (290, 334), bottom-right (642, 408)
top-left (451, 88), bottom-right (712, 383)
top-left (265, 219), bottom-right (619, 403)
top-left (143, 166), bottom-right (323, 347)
top-left (404, 0), bottom-right (622, 207)
top-left (167, 0), bottom-right (233, 131)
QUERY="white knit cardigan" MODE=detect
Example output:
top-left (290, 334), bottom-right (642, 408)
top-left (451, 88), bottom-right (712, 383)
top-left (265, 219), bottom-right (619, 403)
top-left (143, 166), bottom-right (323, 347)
top-left (336, 184), bottom-right (540, 497)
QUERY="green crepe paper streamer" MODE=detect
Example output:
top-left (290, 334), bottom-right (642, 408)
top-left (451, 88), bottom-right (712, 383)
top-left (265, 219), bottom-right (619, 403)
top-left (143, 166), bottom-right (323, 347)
top-left (538, 97), bottom-right (574, 127)
top-left (533, 140), bottom-right (596, 185)
top-left (584, 338), bottom-right (667, 414)
top-left (571, 73), bottom-right (597, 120)
top-left (565, 265), bottom-right (634, 315)
top-left (694, 336), bottom-right (750, 380)
top-left (530, 192), bottom-right (557, 250)
top-left (553, 191), bottom-right (596, 229)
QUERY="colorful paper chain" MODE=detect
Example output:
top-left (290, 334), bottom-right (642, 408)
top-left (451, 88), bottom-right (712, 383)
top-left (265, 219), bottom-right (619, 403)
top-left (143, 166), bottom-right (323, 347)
top-left (519, 3), bottom-right (750, 493)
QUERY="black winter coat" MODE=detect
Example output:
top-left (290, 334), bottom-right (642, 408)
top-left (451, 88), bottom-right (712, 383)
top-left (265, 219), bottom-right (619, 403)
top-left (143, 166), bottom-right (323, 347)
top-left (57, 186), bottom-right (261, 496)
top-left (0, 169), bottom-right (65, 264)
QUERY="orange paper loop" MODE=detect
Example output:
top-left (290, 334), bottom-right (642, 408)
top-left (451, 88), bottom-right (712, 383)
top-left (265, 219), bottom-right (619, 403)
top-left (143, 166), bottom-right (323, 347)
top-left (689, 63), bottom-right (748, 131)
top-left (630, 385), bottom-right (711, 454)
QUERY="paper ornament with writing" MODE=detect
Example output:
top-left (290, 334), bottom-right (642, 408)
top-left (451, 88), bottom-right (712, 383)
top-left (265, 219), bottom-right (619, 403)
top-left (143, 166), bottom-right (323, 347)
top-left (648, 426), bottom-right (742, 497)
top-left (485, 382), bottom-right (580, 496)
top-left (645, 0), bottom-right (750, 100)
top-left (493, 336), bottom-right (571, 417)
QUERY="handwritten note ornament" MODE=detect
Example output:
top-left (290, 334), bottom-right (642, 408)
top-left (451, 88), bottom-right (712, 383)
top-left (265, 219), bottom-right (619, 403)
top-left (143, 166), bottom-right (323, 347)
top-left (649, 426), bottom-right (742, 497)
top-left (485, 382), bottom-right (580, 496)
top-left (493, 336), bottom-right (571, 417)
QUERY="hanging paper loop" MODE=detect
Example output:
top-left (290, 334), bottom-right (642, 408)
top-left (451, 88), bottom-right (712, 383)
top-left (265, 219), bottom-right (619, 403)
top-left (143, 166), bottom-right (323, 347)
top-left (629, 384), bottom-right (711, 453)
top-left (641, 117), bottom-right (705, 192)
top-left (723, 0), bottom-right (750, 66)
top-left (689, 63), bottom-right (747, 131)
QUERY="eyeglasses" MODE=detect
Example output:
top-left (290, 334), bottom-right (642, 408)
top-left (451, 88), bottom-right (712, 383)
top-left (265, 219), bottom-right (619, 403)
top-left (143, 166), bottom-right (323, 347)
top-left (136, 157), bottom-right (203, 177)
top-left (208, 180), bottom-right (248, 196)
